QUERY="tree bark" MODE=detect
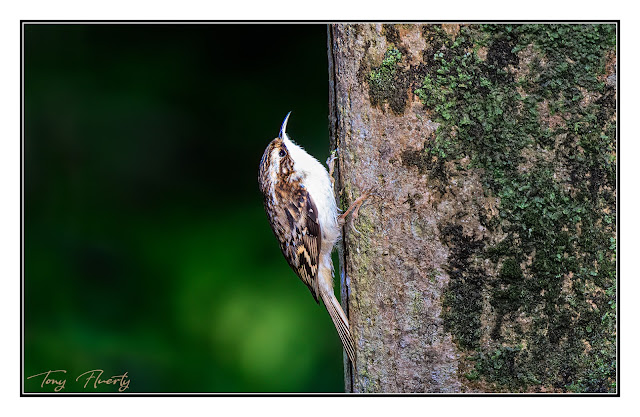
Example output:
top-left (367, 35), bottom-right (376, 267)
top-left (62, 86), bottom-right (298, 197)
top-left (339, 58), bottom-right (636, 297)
top-left (328, 23), bottom-right (616, 393)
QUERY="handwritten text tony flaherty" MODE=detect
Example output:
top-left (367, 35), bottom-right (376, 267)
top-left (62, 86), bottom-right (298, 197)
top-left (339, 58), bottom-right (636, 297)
top-left (27, 369), bottom-right (131, 392)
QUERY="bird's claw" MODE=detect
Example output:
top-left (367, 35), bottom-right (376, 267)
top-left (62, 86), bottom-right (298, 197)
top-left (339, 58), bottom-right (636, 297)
top-left (338, 188), bottom-right (376, 233)
top-left (326, 149), bottom-right (338, 175)
top-left (327, 149), bottom-right (338, 190)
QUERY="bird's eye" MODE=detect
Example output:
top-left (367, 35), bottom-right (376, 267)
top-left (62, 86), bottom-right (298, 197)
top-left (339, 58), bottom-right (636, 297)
top-left (279, 149), bottom-right (286, 157)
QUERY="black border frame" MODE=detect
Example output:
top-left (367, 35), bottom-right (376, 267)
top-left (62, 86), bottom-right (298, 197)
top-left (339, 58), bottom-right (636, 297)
top-left (20, 20), bottom-right (620, 397)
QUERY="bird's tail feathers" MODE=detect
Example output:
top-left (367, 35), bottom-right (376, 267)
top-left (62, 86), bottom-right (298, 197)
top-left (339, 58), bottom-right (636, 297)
top-left (320, 289), bottom-right (356, 365)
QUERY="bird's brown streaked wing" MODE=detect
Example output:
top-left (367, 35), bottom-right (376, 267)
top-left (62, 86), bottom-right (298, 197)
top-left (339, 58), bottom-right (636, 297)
top-left (298, 191), bottom-right (321, 301)
top-left (272, 186), bottom-right (322, 302)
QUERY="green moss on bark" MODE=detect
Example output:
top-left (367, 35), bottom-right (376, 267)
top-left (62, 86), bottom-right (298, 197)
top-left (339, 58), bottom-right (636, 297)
top-left (368, 47), bottom-right (407, 114)
top-left (416, 24), bottom-right (616, 392)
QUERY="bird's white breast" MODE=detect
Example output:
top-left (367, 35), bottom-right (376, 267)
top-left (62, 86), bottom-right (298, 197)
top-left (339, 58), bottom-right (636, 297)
top-left (282, 134), bottom-right (340, 249)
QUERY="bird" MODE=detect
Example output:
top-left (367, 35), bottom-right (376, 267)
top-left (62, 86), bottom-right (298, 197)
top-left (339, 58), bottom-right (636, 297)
top-left (258, 112), bottom-right (369, 365)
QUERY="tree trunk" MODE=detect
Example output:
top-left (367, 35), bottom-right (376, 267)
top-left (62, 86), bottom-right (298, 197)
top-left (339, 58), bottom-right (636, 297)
top-left (328, 23), bottom-right (617, 393)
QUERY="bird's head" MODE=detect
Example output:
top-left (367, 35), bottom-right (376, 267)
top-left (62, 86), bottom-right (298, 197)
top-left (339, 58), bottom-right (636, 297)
top-left (259, 112), bottom-right (297, 193)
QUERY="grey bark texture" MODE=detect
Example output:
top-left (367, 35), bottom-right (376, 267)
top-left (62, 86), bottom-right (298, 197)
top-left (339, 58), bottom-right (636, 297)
top-left (328, 24), bottom-right (617, 393)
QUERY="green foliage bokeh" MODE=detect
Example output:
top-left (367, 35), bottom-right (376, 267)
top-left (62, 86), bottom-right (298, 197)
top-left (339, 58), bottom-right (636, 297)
top-left (24, 24), bottom-right (345, 393)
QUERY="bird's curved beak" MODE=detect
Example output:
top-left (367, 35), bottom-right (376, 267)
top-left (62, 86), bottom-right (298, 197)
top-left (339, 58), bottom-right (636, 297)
top-left (279, 111), bottom-right (292, 138)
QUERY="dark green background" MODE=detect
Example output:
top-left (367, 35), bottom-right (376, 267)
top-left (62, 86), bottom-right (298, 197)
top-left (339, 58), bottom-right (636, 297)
top-left (24, 24), bottom-right (345, 392)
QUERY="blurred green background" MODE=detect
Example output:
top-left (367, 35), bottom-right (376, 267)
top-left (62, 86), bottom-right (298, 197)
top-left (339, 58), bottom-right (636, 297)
top-left (24, 23), bottom-right (345, 392)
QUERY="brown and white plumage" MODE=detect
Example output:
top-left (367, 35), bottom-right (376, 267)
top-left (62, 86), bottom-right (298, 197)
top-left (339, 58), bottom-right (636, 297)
top-left (258, 112), bottom-right (356, 364)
